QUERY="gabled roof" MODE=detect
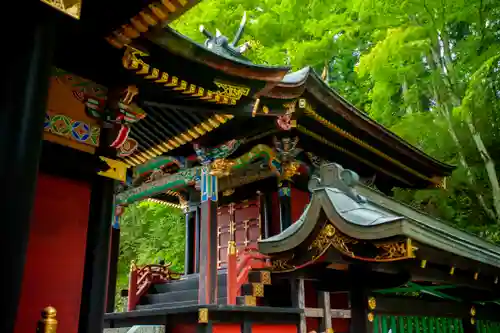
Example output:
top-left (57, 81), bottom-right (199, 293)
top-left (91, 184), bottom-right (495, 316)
top-left (114, 28), bottom-right (453, 188)
top-left (267, 68), bottom-right (454, 188)
top-left (259, 163), bottom-right (500, 273)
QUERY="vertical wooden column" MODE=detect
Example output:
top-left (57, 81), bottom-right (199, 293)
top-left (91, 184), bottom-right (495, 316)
top-left (105, 215), bottom-right (121, 313)
top-left (0, 10), bottom-right (54, 333)
top-left (278, 181), bottom-right (292, 231)
top-left (78, 124), bottom-right (116, 333)
top-left (198, 166), bottom-right (218, 304)
top-left (194, 206), bottom-right (201, 273)
top-left (319, 291), bottom-right (333, 332)
top-left (227, 203), bottom-right (237, 305)
top-left (349, 265), bottom-right (372, 333)
top-left (184, 208), bottom-right (195, 275)
top-left (291, 278), bottom-right (307, 333)
top-left (259, 191), bottom-right (272, 239)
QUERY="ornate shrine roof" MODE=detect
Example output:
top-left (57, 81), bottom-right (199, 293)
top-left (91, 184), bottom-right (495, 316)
top-left (51, 2), bottom-right (453, 189)
top-left (259, 163), bottom-right (500, 275)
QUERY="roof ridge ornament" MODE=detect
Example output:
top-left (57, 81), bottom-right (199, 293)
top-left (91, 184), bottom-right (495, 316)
top-left (309, 162), bottom-right (366, 203)
top-left (199, 12), bottom-right (251, 60)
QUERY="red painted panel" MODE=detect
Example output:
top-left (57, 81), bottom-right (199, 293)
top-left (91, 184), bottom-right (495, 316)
top-left (290, 187), bottom-right (310, 222)
top-left (332, 318), bottom-right (350, 333)
top-left (270, 192), bottom-right (281, 236)
top-left (15, 173), bottom-right (90, 333)
top-left (269, 187), bottom-right (310, 237)
top-left (213, 323), bottom-right (241, 333)
top-left (217, 199), bottom-right (260, 268)
top-left (172, 324), bottom-right (196, 333)
top-left (306, 318), bottom-right (319, 332)
top-left (252, 324), bottom-right (298, 333)
top-left (330, 292), bottom-right (350, 333)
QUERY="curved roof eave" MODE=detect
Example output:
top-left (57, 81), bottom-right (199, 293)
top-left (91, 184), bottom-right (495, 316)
top-left (146, 27), bottom-right (290, 83)
top-left (258, 164), bottom-right (500, 269)
top-left (268, 67), bottom-right (455, 175)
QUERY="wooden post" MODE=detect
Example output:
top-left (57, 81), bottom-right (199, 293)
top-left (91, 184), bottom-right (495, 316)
top-left (227, 240), bottom-right (237, 305)
top-left (291, 278), bottom-right (307, 333)
top-left (184, 208), bottom-right (195, 275)
top-left (227, 202), bottom-right (237, 305)
top-left (194, 206), bottom-right (201, 273)
top-left (127, 261), bottom-right (138, 311)
top-left (105, 220), bottom-right (121, 313)
top-left (1, 11), bottom-right (54, 333)
top-left (37, 306), bottom-right (58, 333)
top-left (78, 124), bottom-right (115, 333)
top-left (198, 166), bottom-right (218, 304)
top-left (318, 292), bottom-right (332, 332)
top-left (349, 265), bottom-right (372, 333)
top-left (259, 192), bottom-right (272, 239)
top-left (278, 181), bottom-right (292, 231)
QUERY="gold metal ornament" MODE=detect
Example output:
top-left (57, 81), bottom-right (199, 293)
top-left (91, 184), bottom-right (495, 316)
top-left (368, 297), bottom-right (377, 310)
top-left (470, 306), bottom-right (476, 316)
top-left (198, 308), bottom-right (208, 323)
top-left (367, 313), bottom-right (374, 322)
top-left (37, 306), bottom-right (58, 333)
top-left (420, 260), bottom-right (427, 268)
top-left (210, 159), bottom-right (236, 177)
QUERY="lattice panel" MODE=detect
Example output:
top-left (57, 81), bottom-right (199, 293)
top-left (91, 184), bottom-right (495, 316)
top-left (217, 198), bottom-right (261, 268)
top-left (477, 320), bottom-right (500, 333)
top-left (373, 315), bottom-right (464, 333)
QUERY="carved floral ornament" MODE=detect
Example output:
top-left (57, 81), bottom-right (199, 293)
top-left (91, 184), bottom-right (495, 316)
top-left (269, 222), bottom-right (417, 273)
top-left (309, 222), bottom-right (417, 263)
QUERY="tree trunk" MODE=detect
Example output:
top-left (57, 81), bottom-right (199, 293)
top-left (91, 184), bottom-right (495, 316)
top-left (439, 34), bottom-right (500, 223)
top-left (425, 47), bottom-right (498, 221)
top-left (466, 115), bottom-right (500, 222)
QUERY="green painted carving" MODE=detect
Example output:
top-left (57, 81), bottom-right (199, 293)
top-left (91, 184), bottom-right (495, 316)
top-left (117, 144), bottom-right (289, 205)
top-left (194, 139), bottom-right (241, 164)
top-left (116, 167), bottom-right (201, 205)
top-left (231, 144), bottom-right (280, 173)
top-left (134, 156), bottom-right (185, 177)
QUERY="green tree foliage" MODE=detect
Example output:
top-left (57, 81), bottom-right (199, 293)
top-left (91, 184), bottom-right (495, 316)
top-left (115, 202), bottom-right (185, 310)
top-left (173, 0), bottom-right (500, 238)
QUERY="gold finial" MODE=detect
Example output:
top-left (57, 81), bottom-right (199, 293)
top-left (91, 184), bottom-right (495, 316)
top-left (420, 260), bottom-right (427, 268)
top-left (449, 266), bottom-right (455, 275)
top-left (474, 272), bottom-right (479, 280)
top-left (130, 260), bottom-right (137, 271)
top-left (367, 312), bottom-right (374, 322)
top-left (37, 306), bottom-right (57, 333)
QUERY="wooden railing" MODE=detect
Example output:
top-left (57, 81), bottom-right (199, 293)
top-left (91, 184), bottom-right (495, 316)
top-left (127, 261), bottom-right (181, 311)
top-left (227, 245), bottom-right (270, 305)
top-left (37, 306), bottom-right (57, 333)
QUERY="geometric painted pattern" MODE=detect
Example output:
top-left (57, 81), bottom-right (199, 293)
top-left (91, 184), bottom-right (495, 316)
top-left (44, 111), bottom-right (100, 146)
